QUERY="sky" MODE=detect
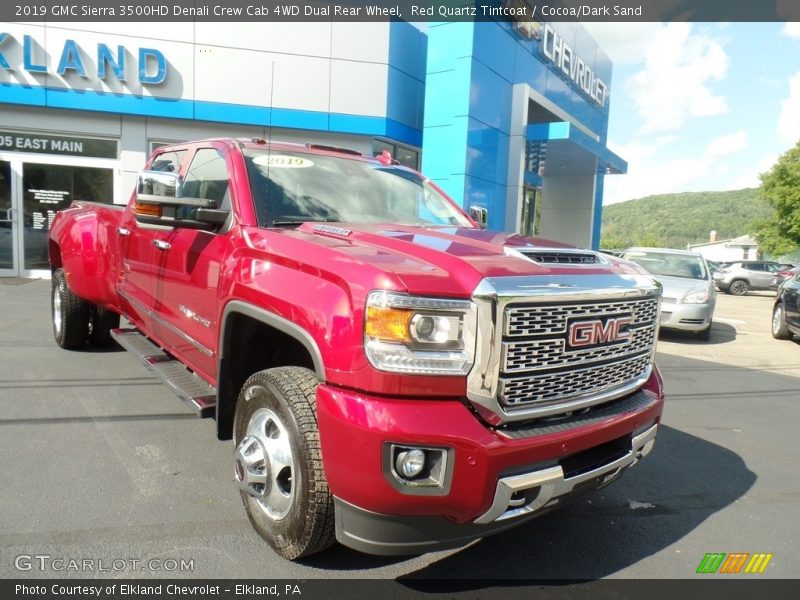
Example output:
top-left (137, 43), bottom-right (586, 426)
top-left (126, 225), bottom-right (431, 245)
top-left (581, 22), bottom-right (800, 205)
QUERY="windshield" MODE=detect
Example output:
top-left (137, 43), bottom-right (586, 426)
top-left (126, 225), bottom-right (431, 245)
top-left (244, 149), bottom-right (473, 228)
top-left (622, 251), bottom-right (708, 280)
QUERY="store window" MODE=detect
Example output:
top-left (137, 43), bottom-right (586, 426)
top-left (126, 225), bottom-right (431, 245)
top-left (373, 140), bottom-right (420, 170)
top-left (22, 163), bottom-right (113, 270)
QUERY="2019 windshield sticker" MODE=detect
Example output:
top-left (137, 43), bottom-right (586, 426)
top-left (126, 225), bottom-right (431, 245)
top-left (252, 155), bottom-right (314, 168)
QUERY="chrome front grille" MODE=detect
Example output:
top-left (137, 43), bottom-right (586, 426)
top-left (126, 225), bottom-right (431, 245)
top-left (505, 298), bottom-right (659, 337)
top-left (466, 274), bottom-right (662, 425)
top-left (503, 324), bottom-right (655, 373)
top-left (499, 354), bottom-right (651, 406)
top-left (497, 297), bottom-right (658, 409)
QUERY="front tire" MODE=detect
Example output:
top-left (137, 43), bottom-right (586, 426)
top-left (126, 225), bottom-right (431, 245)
top-left (233, 367), bottom-right (335, 560)
top-left (729, 280), bottom-right (749, 296)
top-left (772, 303), bottom-right (792, 340)
top-left (52, 268), bottom-right (90, 349)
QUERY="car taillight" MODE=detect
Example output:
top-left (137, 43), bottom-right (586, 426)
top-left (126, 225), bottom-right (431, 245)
top-left (778, 270), bottom-right (793, 277)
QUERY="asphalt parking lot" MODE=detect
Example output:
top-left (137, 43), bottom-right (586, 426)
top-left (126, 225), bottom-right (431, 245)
top-left (0, 281), bottom-right (798, 581)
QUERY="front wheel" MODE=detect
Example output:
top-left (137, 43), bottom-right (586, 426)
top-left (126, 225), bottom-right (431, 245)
top-left (233, 367), bottom-right (335, 560)
top-left (772, 303), bottom-right (792, 340)
top-left (729, 280), bottom-right (749, 296)
top-left (52, 268), bottom-right (90, 349)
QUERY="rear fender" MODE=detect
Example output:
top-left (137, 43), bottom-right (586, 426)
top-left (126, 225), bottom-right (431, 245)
top-left (49, 202), bottom-right (122, 307)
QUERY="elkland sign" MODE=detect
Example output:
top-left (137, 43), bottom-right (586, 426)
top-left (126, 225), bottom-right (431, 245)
top-left (0, 33), bottom-right (167, 84)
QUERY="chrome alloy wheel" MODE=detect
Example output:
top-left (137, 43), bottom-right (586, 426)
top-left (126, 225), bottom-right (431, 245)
top-left (234, 407), bottom-right (296, 521)
top-left (52, 283), bottom-right (63, 335)
top-left (773, 305), bottom-right (784, 335)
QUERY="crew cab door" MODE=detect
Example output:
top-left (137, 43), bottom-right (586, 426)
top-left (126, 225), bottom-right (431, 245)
top-left (151, 146), bottom-right (234, 384)
top-left (117, 150), bottom-right (188, 332)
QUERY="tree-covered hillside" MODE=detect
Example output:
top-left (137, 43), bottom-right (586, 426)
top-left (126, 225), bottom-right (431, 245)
top-left (600, 188), bottom-right (772, 250)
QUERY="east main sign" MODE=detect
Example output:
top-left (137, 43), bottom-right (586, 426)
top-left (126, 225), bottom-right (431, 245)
top-left (0, 34), bottom-right (167, 84)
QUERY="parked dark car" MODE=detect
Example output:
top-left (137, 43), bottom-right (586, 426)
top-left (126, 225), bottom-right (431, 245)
top-left (772, 270), bottom-right (800, 340)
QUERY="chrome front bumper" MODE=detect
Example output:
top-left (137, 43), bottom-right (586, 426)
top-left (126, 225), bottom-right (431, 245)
top-left (474, 423), bottom-right (659, 524)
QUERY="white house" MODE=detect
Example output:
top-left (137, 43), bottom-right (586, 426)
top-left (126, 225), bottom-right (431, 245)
top-left (688, 233), bottom-right (759, 262)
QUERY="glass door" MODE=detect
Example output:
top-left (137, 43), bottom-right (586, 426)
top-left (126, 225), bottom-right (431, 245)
top-left (21, 162), bottom-right (114, 275)
top-left (520, 185), bottom-right (542, 237)
top-left (0, 160), bottom-right (19, 276)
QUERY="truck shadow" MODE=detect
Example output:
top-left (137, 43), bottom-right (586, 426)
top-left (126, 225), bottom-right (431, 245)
top-left (394, 423), bottom-right (755, 582)
top-left (306, 420), bottom-right (755, 575)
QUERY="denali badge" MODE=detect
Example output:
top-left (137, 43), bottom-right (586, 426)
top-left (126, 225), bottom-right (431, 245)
top-left (568, 316), bottom-right (632, 348)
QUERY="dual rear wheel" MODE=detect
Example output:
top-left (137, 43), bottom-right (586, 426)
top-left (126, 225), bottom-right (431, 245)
top-left (51, 268), bottom-right (119, 349)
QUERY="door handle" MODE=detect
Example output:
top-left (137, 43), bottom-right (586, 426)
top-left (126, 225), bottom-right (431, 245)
top-left (117, 227), bottom-right (131, 236)
top-left (153, 239), bottom-right (171, 251)
top-left (0, 208), bottom-right (15, 223)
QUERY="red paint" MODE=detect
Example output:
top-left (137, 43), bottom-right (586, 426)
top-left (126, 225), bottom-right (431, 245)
top-left (49, 138), bottom-right (666, 530)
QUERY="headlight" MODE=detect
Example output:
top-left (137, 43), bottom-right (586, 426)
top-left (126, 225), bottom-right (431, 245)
top-left (683, 290), bottom-right (711, 304)
top-left (364, 291), bottom-right (476, 375)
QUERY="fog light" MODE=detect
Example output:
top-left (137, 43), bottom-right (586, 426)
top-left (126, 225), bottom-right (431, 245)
top-left (395, 448), bottom-right (426, 479)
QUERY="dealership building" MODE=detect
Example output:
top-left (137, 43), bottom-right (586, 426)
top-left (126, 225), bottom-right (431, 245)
top-left (0, 19), bottom-right (625, 278)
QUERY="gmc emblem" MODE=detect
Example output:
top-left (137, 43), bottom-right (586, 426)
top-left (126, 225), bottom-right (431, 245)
top-left (568, 316), bottom-right (633, 348)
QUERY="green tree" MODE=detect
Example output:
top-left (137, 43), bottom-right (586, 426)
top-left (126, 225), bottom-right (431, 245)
top-left (754, 141), bottom-right (800, 256)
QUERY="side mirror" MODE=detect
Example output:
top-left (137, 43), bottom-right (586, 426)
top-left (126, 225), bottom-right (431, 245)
top-left (133, 170), bottom-right (221, 230)
top-left (470, 206), bottom-right (488, 229)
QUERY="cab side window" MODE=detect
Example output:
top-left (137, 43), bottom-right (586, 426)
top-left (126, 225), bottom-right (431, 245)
top-left (150, 151), bottom-right (186, 173)
top-left (183, 148), bottom-right (230, 208)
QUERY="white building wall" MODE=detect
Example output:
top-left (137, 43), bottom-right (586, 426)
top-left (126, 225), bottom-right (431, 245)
top-left (0, 22), bottom-right (405, 120)
top-left (539, 174), bottom-right (596, 248)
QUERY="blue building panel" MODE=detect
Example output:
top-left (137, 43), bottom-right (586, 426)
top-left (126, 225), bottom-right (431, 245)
top-left (46, 87), bottom-right (193, 119)
top-left (420, 63), bottom-right (471, 128)
top-left (423, 20), bottom-right (623, 249)
top-left (471, 23), bottom-right (516, 83)
top-left (467, 59), bottom-right (512, 134)
top-left (464, 174), bottom-right (507, 231)
top-left (386, 66), bottom-right (423, 130)
top-left (388, 21), bottom-right (427, 81)
top-left (423, 22), bottom-right (474, 75)
top-left (421, 118), bottom-right (469, 180)
top-left (465, 117), bottom-right (509, 185)
top-left (0, 82), bottom-right (46, 107)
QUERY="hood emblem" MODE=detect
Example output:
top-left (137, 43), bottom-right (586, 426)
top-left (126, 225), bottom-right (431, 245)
top-left (313, 224), bottom-right (351, 237)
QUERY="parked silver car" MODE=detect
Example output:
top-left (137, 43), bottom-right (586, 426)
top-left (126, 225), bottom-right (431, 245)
top-left (713, 261), bottom-right (783, 295)
top-left (621, 247), bottom-right (717, 340)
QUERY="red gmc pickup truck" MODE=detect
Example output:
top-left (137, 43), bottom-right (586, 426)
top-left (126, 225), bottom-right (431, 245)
top-left (48, 138), bottom-right (664, 560)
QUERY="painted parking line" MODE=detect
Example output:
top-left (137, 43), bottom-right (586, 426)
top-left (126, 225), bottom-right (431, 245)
top-left (714, 317), bottom-right (747, 325)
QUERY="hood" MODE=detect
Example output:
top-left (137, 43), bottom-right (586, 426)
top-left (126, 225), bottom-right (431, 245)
top-left (250, 223), bottom-right (651, 297)
top-left (652, 275), bottom-right (714, 301)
